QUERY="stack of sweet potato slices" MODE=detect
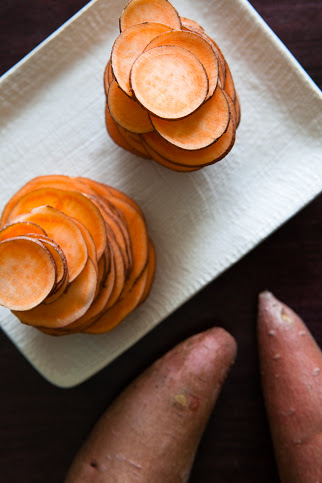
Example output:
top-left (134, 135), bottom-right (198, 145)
top-left (105, 0), bottom-right (240, 172)
top-left (0, 175), bottom-right (155, 335)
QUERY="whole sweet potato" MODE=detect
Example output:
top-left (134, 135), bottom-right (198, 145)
top-left (65, 327), bottom-right (237, 482)
top-left (258, 291), bottom-right (322, 483)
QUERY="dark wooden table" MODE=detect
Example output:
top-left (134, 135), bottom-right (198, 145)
top-left (1, 1), bottom-right (321, 482)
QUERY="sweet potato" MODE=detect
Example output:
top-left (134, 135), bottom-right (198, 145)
top-left (257, 291), bottom-right (322, 483)
top-left (150, 84), bottom-right (230, 150)
top-left (119, 0), bottom-right (182, 32)
top-left (0, 237), bottom-right (56, 311)
top-left (130, 45), bottom-right (209, 119)
top-left (65, 327), bottom-right (237, 481)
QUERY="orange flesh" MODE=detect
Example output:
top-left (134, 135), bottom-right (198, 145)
top-left (108, 79), bottom-right (153, 134)
top-left (14, 206), bottom-right (88, 282)
top-left (181, 17), bottom-right (205, 36)
top-left (130, 45), bottom-right (209, 119)
top-left (0, 221), bottom-right (47, 242)
top-left (140, 239), bottom-right (156, 303)
top-left (150, 85), bottom-right (230, 150)
top-left (0, 237), bottom-right (56, 311)
top-left (105, 103), bottom-right (146, 157)
top-left (112, 22), bottom-right (172, 97)
top-left (143, 115), bottom-right (236, 167)
top-left (6, 187), bottom-right (107, 261)
top-left (117, 125), bottom-right (151, 158)
top-left (24, 234), bottom-right (67, 285)
top-left (119, 0), bottom-right (182, 32)
top-left (13, 257), bottom-right (97, 328)
top-left (142, 140), bottom-right (200, 172)
top-left (144, 30), bottom-right (218, 100)
top-left (224, 61), bottom-right (236, 102)
top-left (83, 265), bottom-right (148, 334)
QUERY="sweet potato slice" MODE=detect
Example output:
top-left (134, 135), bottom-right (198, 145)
top-left (103, 232), bottom-right (126, 310)
top-left (235, 92), bottom-right (241, 128)
top-left (14, 206), bottom-right (88, 282)
top-left (105, 104), bottom-right (148, 157)
top-left (83, 264), bottom-right (148, 334)
top-left (200, 32), bottom-right (226, 88)
top-left (181, 17), bottom-right (205, 36)
top-left (103, 59), bottom-right (114, 97)
top-left (0, 237), bottom-right (56, 311)
top-left (107, 195), bottom-right (148, 291)
top-left (58, 254), bottom-right (116, 334)
top-left (117, 124), bottom-right (151, 159)
top-left (130, 45), bottom-right (209, 119)
top-left (43, 270), bottom-right (69, 305)
top-left (140, 238), bottom-right (156, 303)
top-left (224, 61), bottom-right (236, 103)
top-left (111, 22), bottom-right (172, 97)
top-left (142, 114), bottom-right (236, 167)
top-left (89, 195), bottom-right (132, 276)
top-left (72, 218), bottom-right (99, 273)
top-left (142, 140), bottom-right (200, 172)
top-left (0, 221), bottom-right (47, 242)
top-left (13, 257), bottom-right (97, 329)
top-left (6, 187), bottom-right (106, 261)
top-left (24, 234), bottom-right (67, 286)
top-left (150, 85), bottom-right (230, 150)
top-left (144, 30), bottom-right (219, 100)
top-left (75, 177), bottom-right (145, 219)
top-left (108, 79), bottom-right (153, 134)
top-left (105, 103), bottom-right (144, 156)
top-left (119, 0), bottom-right (181, 32)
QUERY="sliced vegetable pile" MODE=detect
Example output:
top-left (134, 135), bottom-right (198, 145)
top-left (105, 0), bottom-right (241, 172)
top-left (0, 175), bottom-right (155, 335)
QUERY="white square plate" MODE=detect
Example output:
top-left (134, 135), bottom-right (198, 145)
top-left (0, 0), bottom-right (321, 387)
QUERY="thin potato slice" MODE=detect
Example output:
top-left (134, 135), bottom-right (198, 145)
top-left (181, 17), bottom-right (205, 36)
top-left (224, 61), bottom-right (236, 102)
top-left (235, 92), bottom-right (241, 128)
top-left (105, 103), bottom-right (147, 157)
top-left (91, 196), bottom-right (132, 276)
top-left (144, 30), bottom-right (219, 100)
top-left (43, 270), bottom-right (69, 305)
top-left (75, 177), bottom-right (145, 219)
top-left (117, 125), bottom-right (151, 159)
top-left (200, 32), bottom-right (226, 88)
top-left (0, 237), bottom-right (56, 311)
top-left (15, 206), bottom-right (88, 282)
top-left (140, 239), bottom-right (156, 303)
top-left (119, 0), bottom-right (181, 32)
top-left (24, 234), bottom-right (67, 286)
top-left (108, 79), bottom-right (153, 134)
top-left (142, 140), bottom-right (200, 172)
top-left (6, 187), bottom-right (107, 261)
top-left (130, 45), bottom-right (209, 119)
top-left (104, 59), bottom-right (114, 97)
top-left (111, 22), bottom-right (172, 97)
top-left (57, 254), bottom-right (116, 334)
top-left (142, 114), bottom-right (236, 167)
top-left (72, 218), bottom-right (99, 274)
top-left (13, 257), bottom-right (97, 329)
top-left (0, 221), bottom-right (47, 242)
top-left (150, 85), bottom-right (230, 150)
top-left (83, 265), bottom-right (148, 334)
top-left (104, 231), bottom-right (127, 310)
top-left (108, 195), bottom-right (149, 295)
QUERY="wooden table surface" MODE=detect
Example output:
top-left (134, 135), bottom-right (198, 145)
top-left (1, 1), bottom-right (321, 482)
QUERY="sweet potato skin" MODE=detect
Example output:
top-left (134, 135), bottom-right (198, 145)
top-left (65, 327), bottom-right (237, 482)
top-left (257, 291), bottom-right (322, 483)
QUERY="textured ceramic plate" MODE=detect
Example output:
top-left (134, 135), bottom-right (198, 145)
top-left (0, 0), bottom-right (321, 387)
